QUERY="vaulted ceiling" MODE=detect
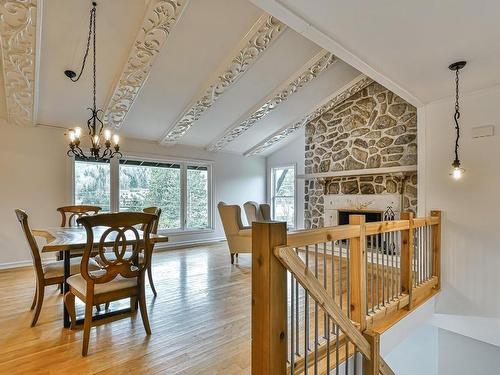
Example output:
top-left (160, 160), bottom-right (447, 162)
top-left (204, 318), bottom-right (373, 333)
top-left (0, 0), bottom-right (364, 156)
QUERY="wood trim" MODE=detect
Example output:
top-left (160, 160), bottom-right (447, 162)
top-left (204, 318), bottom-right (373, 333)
top-left (273, 246), bottom-right (371, 359)
top-left (363, 330), bottom-right (380, 375)
top-left (380, 358), bottom-right (396, 375)
top-left (431, 210), bottom-right (442, 290)
top-left (349, 215), bottom-right (367, 331)
top-left (285, 225), bottom-right (361, 248)
top-left (400, 212), bottom-right (414, 309)
top-left (365, 220), bottom-right (409, 235)
top-left (252, 222), bottom-right (288, 375)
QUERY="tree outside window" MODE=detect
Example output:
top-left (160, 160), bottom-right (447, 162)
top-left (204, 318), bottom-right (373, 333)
top-left (271, 166), bottom-right (295, 228)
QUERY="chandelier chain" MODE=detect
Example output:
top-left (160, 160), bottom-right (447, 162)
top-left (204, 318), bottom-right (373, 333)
top-left (68, 6), bottom-right (95, 84)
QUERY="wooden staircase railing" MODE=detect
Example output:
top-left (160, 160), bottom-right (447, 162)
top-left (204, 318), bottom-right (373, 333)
top-left (252, 211), bottom-right (441, 375)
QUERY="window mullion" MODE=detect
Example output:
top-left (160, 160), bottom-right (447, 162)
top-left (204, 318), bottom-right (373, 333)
top-left (181, 163), bottom-right (187, 230)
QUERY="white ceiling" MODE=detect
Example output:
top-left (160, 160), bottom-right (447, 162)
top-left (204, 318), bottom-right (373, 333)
top-left (1, 0), bottom-right (364, 156)
top-left (253, 0), bottom-right (500, 104)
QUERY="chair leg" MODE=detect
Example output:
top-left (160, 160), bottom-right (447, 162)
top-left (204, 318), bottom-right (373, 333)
top-left (82, 295), bottom-right (94, 356)
top-left (64, 292), bottom-right (76, 330)
top-left (130, 297), bottom-right (138, 311)
top-left (230, 253), bottom-right (235, 264)
top-left (138, 282), bottom-right (151, 335)
top-left (105, 302), bottom-right (110, 310)
top-left (31, 284), bottom-right (44, 327)
top-left (147, 267), bottom-right (157, 297)
top-left (30, 287), bottom-right (37, 310)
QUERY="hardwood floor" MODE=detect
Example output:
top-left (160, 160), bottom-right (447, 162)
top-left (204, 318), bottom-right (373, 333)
top-left (0, 243), bottom-right (252, 374)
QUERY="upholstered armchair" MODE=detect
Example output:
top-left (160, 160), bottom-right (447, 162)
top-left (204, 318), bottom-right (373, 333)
top-left (217, 202), bottom-right (252, 264)
top-left (243, 201), bottom-right (272, 225)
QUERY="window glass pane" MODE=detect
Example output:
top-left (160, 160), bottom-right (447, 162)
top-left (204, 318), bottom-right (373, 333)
top-left (119, 160), bottom-right (181, 230)
top-left (271, 166), bottom-right (295, 227)
top-left (187, 166), bottom-right (209, 229)
top-left (74, 159), bottom-right (111, 212)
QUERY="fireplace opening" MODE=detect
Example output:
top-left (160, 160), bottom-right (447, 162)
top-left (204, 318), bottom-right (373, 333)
top-left (337, 210), bottom-right (382, 225)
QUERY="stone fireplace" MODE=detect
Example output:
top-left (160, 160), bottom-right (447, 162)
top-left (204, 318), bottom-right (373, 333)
top-left (303, 81), bottom-right (417, 229)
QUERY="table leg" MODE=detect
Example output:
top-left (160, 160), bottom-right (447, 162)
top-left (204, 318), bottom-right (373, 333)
top-left (63, 249), bottom-right (70, 328)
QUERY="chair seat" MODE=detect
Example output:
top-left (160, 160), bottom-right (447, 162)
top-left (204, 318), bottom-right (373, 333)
top-left (95, 251), bottom-right (144, 267)
top-left (67, 269), bottom-right (137, 296)
top-left (42, 257), bottom-right (100, 279)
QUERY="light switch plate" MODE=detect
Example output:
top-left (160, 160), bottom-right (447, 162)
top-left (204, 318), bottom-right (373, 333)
top-left (472, 125), bottom-right (494, 138)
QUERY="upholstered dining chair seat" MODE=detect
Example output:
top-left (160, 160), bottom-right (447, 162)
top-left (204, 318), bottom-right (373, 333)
top-left (42, 257), bottom-right (100, 279)
top-left (67, 269), bottom-right (138, 296)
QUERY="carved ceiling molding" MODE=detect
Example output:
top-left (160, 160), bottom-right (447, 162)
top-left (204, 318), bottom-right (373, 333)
top-left (0, 0), bottom-right (38, 126)
top-left (160, 14), bottom-right (285, 145)
top-left (244, 74), bottom-right (373, 156)
top-left (207, 50), bottom-right (336, 152)
top-left (104, 0), bottom-right (188, 129)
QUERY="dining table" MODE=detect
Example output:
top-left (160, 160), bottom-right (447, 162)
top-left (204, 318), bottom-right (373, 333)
top-left (33, 226), bottom-right (168, 328)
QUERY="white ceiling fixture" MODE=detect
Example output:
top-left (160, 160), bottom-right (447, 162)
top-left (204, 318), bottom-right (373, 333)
top-left (206, 49), bottom-right (336, 152)
top-left (160, 14), bottom-right (285, 145)
top-left (103, 0), bottom-right (189, 130)
top-left (0, 0), bottom-right (39, 126)
top-left (244, 74), bottom-right (372, 156)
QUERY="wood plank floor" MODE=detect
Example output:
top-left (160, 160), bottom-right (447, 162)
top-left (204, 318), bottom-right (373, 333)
top-left (0, 244), bottom-right (252, 374)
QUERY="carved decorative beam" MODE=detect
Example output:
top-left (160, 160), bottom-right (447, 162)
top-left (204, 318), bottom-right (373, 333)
top-left (207, 50), bottom-right (336, 152)
top-left (244, 74), bottom-right (373, 156)
top-left (0, 0), bottom-right (38, 126)
top-left (160, 14), bottom-right (285, 145)
top-left (104, 0), bottom-right (189, 129)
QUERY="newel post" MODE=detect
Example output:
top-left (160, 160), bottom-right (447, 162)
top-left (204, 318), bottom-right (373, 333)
top-left (400, 211), bottom-right (414, 309)
top-left (363, 330), bottom-right (381, 375)
top-left (431, 210), bottom-right (442, 291)
top-left (251, 221), bottom-right (288, 375)
top-left (349, 215), bottom-right (367, 331)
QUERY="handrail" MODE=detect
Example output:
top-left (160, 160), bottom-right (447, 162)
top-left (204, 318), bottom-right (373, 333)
top-left (274, 245), bottom-right (372, 358)
top-left (251, 211), bottom-right (442, 375)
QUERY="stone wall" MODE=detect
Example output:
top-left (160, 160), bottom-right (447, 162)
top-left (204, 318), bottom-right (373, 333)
top-left (304, 82), bottom-right (417, 229)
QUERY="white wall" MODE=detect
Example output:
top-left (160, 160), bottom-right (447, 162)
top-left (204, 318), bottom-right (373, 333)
top-left (418, 85), bottom-right (500, 335)
top-left (266, 129), bottom-right (305, 228)
top-left (0, 120), bottom-right (266, 268)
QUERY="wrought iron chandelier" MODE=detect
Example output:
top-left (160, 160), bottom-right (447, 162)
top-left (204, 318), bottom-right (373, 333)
top-left (448, 61), bottom-right (466, 180)
top-left (65, 2), bottom-right (121, 161)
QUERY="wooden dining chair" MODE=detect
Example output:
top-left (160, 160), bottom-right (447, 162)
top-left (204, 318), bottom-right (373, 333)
top-left (14, 209), bottom-right (101, 327)
top-left (64, 212), bottom-right (157, 356)
top-left (57, 205), bottom-right (102, 227)
top-left (96, 207), bottom-right (162, 297)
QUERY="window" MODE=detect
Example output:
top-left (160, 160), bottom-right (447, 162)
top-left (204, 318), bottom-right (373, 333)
top-left (74, 158), bottom-right (111, 212)
top-left (72, 156), bottom-right (213, 233)
top-left (119, 160), bottom-right (182, 230)
top-left (271, 165), bottom-right (295, 228)
top-left (186, 165), bottom-right (209, 229)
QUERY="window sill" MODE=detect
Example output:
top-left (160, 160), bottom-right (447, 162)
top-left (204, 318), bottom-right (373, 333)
top-left (158, 228), bottom-right (215, 237)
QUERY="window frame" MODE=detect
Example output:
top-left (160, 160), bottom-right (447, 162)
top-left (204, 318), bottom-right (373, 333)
top-left (269, 164), bottom-right (297, 229)
top-left (71, 153), bottom-right (215, 236)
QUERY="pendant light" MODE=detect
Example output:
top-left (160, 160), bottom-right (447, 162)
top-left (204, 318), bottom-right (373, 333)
top-left (448, 61), bottom-right (466, 179)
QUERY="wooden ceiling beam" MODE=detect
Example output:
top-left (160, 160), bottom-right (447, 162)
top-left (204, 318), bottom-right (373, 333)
top-left (103, 0), bottom-right (189, 130)
top-left (244, 74), bottom-right (373, 156)
top-left (206, 49), bottom-right (336, 152)
top-left (0, 0), bottom-right (39, 126)
top-left (159, 13), bottom-right (285, 146)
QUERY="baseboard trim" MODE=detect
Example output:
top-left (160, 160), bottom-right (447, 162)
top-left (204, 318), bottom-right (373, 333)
top-left (0, 260), bottom-right (33, 271)
top-left (0, 238), bottom-right (228, 271)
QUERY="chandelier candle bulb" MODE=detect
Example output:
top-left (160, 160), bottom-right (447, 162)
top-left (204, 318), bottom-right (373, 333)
top-left (104, 129), bottom-right (111, 141)
top-left (74, 127), bottom-right (81, 138)
top-left (113, 134), bottom-right (119, 145)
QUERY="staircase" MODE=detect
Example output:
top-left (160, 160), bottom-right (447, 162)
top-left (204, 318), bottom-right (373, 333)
top-left (251, 211), bottom-right (441, 374)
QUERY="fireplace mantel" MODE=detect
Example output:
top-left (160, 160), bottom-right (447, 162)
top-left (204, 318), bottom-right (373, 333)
top-left (297, 165), bottom-right (417, 180)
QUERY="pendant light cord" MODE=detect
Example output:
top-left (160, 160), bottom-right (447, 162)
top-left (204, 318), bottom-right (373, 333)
top-left (68, 3), bottom-right (97, 113)
top-left (453, 68), bottom-right (461, 165)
